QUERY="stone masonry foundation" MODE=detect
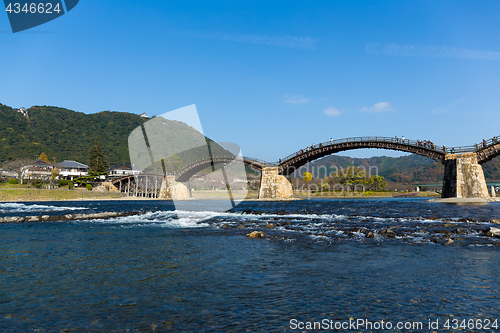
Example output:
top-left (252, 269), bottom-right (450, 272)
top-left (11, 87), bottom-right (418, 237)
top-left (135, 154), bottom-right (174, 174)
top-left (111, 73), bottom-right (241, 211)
top-left (258, 167), bottom-right (293, 199)
top-left (159, 175), bottom-right (190, 199)
top-left (441, 153), bottom-right (489, 198)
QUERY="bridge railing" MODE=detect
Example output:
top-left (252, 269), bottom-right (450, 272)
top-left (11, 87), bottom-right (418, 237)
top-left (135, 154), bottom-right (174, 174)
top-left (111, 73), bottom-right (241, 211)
top-left (280, 136), bottom-right (447, 163)
top-left (243, 156), bottom-right (277, 167)
top-left (446, 145), bottom-right (476, 154)
top-left (173, 155), bottom-right (275, 176)
top-left (175, 156), bottom-right (241, 174)
top-left (446, 136), bottom-right (500, 154)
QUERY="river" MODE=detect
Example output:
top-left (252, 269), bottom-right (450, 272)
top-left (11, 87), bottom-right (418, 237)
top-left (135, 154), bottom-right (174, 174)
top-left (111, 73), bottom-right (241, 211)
top-left (1, 198), bottom-right (499, 332)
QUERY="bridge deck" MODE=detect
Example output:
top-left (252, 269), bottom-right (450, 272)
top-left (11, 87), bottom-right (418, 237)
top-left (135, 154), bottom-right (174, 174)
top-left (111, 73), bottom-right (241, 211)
top-left (279, 135), bottom-right (500, 166)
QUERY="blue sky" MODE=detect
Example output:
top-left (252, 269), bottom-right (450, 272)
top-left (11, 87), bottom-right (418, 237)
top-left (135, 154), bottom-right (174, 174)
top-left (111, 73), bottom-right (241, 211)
top-left (1, 0), bottom-right (499, 161)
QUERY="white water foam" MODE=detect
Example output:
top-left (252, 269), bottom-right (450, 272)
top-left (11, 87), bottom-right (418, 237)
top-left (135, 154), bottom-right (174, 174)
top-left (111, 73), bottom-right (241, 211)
top-left (85, 210), bottom-right (241, 228)
top-left (0, 202), bottom-right (87, 213)
top-left (91, 210), bottom-right (345, 229)
top-left (69, 209), bottom-right (493, 237)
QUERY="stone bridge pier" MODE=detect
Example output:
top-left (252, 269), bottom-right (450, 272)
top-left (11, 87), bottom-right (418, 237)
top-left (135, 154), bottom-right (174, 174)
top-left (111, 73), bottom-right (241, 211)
top-left (442, 153), bottom-right (489, 198)
top-left (258, 167), bottom-right (294, 199)
top-left (159, 175), bottom-right (190, 199)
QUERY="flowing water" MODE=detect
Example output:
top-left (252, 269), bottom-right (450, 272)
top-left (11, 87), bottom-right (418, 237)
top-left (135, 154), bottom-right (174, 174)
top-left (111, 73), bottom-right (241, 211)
top-left (1, 199), bottom-right (499, 332)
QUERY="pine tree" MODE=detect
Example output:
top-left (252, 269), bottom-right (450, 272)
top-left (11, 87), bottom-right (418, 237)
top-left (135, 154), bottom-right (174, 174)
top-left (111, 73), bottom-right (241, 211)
top-left (88, 140), bottom-right (108, 174)
top-left (38, 152), bottom-right (49, 162)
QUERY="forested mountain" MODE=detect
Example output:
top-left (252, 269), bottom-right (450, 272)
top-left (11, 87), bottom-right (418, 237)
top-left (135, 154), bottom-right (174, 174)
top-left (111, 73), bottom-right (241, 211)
top-left (0, 103), bottom-right (145, 166)
top-left (0, 103), bottom-right (229, 169)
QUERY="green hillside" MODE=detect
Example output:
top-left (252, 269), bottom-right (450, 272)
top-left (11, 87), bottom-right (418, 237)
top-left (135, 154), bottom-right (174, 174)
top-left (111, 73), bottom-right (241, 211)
top-left (0, 103), bottom-right (231, 169)
top-left (0, 103), bottom-right (145, 165)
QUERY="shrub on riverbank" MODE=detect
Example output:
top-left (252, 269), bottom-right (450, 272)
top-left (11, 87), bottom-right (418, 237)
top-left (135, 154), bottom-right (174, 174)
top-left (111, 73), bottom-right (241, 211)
top-left (31, 180), bottom-right (43, 189)
top-left (58, 179), bottom-right (69, 187)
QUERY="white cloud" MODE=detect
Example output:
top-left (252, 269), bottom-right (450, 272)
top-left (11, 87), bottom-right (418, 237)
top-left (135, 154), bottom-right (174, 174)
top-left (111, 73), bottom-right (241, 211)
top-left (284, 94), bottom-right (308, 104)
top-left (323, 106), bottom-right (342, 116)
top-left (367, 43), bottom-right (500, 60)
top-left (361, 102), bottom-right (392, 113)
top-left (184, 30), bottom-right (317, 49)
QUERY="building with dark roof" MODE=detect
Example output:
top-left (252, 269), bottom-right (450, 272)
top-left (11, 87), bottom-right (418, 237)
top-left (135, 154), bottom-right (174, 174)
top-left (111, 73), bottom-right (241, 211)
top-left (55, 160), bottom-right (89, 180)
top-left (21, 159), bottom-right (54, 181)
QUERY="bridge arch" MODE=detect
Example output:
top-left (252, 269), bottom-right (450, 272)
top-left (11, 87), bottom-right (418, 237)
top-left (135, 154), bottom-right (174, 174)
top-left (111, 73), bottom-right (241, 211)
top-left (278, 137), bottom-right (446, 176)
top-left (174, 156), bottom-right (272, 182)
top-left (110, 173), bottom-right (165, 197)
top-left (477, 141), bottom-right (500, 164)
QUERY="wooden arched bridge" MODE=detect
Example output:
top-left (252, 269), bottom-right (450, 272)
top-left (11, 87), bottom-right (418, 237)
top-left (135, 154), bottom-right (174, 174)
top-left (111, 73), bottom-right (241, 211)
top-left (112, 135), bottom-right (499, 199)
top-left (111, 173), bottom-right (165, 198)
top-left (277, 136), bottom-right (500, 175)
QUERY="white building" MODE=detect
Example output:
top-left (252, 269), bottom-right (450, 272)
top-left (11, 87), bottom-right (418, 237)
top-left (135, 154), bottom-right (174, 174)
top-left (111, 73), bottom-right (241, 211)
top-left (108, 164), bottom-right (142, 178)
top-left (55, 160), bottom-right (89, 180)
top-left (21, 159), bottom-right (54, 181)
top-left (17, 107), bottom-right (28, 117)
top-left (140, 112), bottom-right (148, 118)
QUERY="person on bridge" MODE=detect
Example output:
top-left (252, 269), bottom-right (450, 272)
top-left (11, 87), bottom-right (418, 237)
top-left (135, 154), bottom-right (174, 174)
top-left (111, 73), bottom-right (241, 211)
top-left (279, 158), bottom-right (282, 164)
top-left (483, 139), bottom-right (487, 147)
top-left (330, 138), bottom-right (333, 144)
top-left (443, 145), bottom-right (447, 153)
top-left (401, 136), bottom-right (405, 144)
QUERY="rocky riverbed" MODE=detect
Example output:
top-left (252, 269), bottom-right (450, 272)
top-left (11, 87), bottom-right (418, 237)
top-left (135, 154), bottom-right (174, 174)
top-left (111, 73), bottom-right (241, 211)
top-left (0, 211), bottom-right (141, 223)
top-left (212, 209), bottom-right (500, 247)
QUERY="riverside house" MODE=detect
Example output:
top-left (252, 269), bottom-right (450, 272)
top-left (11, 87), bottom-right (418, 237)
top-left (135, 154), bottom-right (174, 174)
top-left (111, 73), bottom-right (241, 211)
top-left (21, 159), bottom-right (54, 181)
top-left (55, 160), bottom-right (90, 180)
top-left (108, 164), bottom-right (142, 178)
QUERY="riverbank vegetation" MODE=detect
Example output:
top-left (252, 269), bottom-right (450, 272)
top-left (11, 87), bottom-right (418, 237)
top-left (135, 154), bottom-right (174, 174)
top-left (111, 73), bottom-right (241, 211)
top-left (0, 188), bottom-right (123, 201)
top-left (297, 190), bottom-right (440, 199)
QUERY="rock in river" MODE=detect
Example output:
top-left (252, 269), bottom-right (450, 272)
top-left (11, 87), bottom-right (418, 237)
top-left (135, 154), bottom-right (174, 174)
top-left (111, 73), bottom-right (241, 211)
top-left (485, 227), bottom-right (500, 238)
top-left (247, 231), bottom-right (265, 238)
